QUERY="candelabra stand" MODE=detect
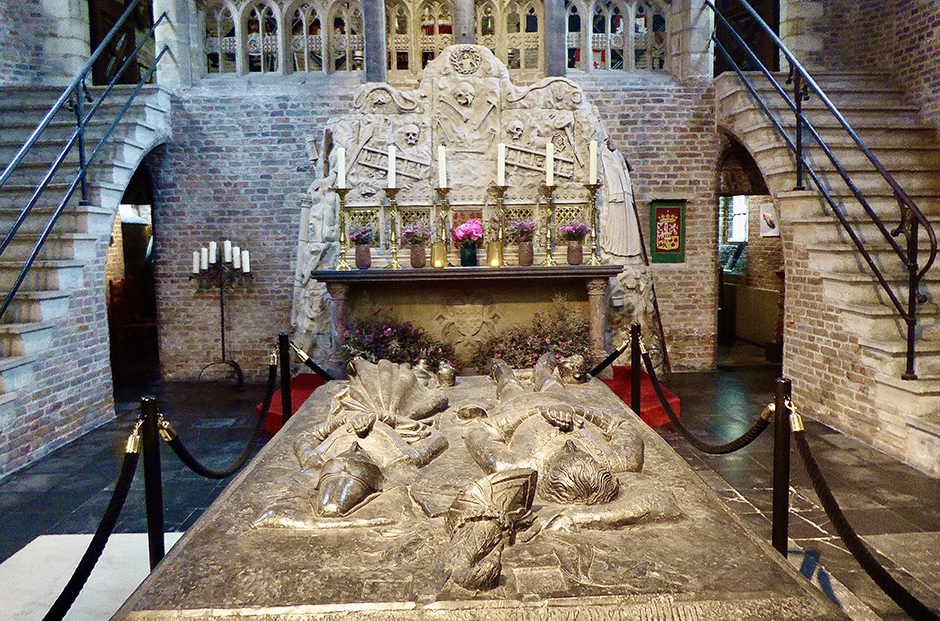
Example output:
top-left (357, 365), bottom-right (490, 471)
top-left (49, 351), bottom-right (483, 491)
top-left (540, 183), bottom-right (557, 266)
top-left (585, 182), bottom-right (602, 265)
top-left (191, 259), bottom-right (252, 387)
top-left (434, 187), bottom-right (452, 266)
top-left (335, 187), bottom-right (352, 270)
top-left (384, 187), bottom-right (402, 269)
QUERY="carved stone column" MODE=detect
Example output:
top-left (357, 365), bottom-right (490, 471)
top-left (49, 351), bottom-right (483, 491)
top-left (543, 0), bottom-right (566, 77)
top-left (325, 282), bottom-right (350, 366)
top-left (587, 277), bottom-right (608, 370)
top-left (454, 0), bottom-right (476, 44)
top-left (362, 0), bottom-right (387, 82)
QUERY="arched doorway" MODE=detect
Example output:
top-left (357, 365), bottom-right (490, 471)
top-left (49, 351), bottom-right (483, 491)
top-left (716, 137), bottom-right (783, 367)
top-left (105, 164), bottom-right (160, 385)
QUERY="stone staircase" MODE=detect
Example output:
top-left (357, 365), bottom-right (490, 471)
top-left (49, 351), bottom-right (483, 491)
top-left (0, 84), bottom-right (171, 464)
top-left (716, 70), bottom-right (940, 475)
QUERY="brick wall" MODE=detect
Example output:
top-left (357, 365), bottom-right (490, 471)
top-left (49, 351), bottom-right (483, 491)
top-left (745, 196), bottom-right (783, 292)
top-left (0, 237), bottom-right (115, 474)
top-left (0, 0), bottom-right (52, 85)
top-left (573, 76), bottom-right (720, 371)
top-left (148, 82), bottom-right (354, 380)
top-left (823, 0), bottom-right (940, 129)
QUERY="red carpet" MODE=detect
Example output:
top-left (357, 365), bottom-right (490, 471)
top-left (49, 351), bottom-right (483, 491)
top-left (256, 373), bottom-right (326, 434)
top-left (601, 365), bottom-right (680, 428)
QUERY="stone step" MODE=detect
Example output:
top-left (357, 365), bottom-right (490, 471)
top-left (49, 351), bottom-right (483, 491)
top-left (789, 216), bottom-right (935, 245)
top-left (723, 104), bottom-right (929, 138)
top-left (764, 164), bottom-right (940, 195)
top-left (777, 189), bottom-right (940, 221)
top-left (0, 260), bottom-right (84, 292)
top-left (0, 135), bottom-right (148, 170)
top-left (732, 118), bottom-right (939, 157)
top-left (806, 241), bottom-right (935, 276)
top-left (818, 269), bottom-right (940, 308)
top-left (0, 232), bottom-right (98, 262)
top-left (0, 290), bottom-right (72, 324)
top-left (0, 353), bottom-right (37, 393)
top-left (832, 299), bottom-right (940, 342)
top-left (0, 198), bottom-right (115, 236)
top-left (0, 320), bottom-right (56, 356)
top-left (5, 157), bottom-right (136, 189)
top-left (858, 334), bottom-right (940, 378)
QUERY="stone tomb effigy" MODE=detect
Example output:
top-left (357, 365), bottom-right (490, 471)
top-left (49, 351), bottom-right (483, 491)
top-left (113, 359), bottom-right (848, 621)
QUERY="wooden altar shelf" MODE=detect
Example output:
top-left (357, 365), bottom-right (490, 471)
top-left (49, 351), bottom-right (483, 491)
top-left (312, 265), bottom-right (623, 369)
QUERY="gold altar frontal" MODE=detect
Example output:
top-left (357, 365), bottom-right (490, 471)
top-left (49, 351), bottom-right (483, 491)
top-left (113, 376), bottom-right (848, 621)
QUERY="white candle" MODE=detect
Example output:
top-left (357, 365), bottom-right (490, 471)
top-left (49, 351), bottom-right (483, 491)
top-left (241, 249), bottom-right (251, 273)
top-left (589, 140), bottom-right (597, 184)
top-left (388, 145), bottom-right (396, 189)
top-left (232, 246), bottom-right (241, 270)
top-left (336, 147), bottom-right (346, 188)
top-left (546, 143), bottom-right (554, 186)
top-left (223, 240), bottom-right (232, 263)
top-left (497, 143), bottom-right (506, 186)
top-left (208, 241), bottom-right (217, 264)
top-left (438, 146), bottom-right (447, 188)
top-left (192, 251), bottom-right (200, 274)
top-left (200, 247), bottom-right (209, 271)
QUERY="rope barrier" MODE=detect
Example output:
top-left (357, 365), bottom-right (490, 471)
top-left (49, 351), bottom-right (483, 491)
top-left (42, 419), bottom-right (143, 621)
top-left (789, 407), bottom-right (940, 621)
top-left (641, 347), bottom-right (772, 454)
top-left (290, 341), bottom-right (334, 381)
top-left (162, 354), bottom-right (279, 480)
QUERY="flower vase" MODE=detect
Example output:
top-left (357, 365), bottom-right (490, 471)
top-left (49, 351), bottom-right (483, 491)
top-left (355, 244), bottom-right (371, 269)
top-left (518, 241), bottom-right (534, 266)
top-left (410, 244), bottom-right (426, 268)
top-left (460, 244), bottom-right (477, 267)
top-left (567, 240), bottom-right (583, 265)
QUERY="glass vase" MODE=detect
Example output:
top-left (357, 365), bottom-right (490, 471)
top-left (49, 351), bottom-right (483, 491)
top-left (460, 244), bottom-right (477, 267)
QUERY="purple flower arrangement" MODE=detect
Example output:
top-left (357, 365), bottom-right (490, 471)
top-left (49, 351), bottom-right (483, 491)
top-left (559, 220), bottom-right (591, 242)
top-left (348, 224), bottom-right (375, 245)
top-left (401, 223), bottom-right (432, 246)
top-left (507, 219), bottom-right (537, 243)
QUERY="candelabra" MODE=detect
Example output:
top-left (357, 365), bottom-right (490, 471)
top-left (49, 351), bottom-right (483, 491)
top-left (540, 183), bottom-right (557, 266)
top-left (384, 187), bottom-right (402, 269)
top-left (585, 182), bottom-right (602, 265)
top-left (433, 187), bottom-right (452, 268)
top-left (191, 245), bottom-right (252, 387)
top-left (334, 187), bottom-right (352, 270)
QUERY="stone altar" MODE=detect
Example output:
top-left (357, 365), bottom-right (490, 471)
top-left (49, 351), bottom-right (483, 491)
top-left (292, 45), bottom-right (665, 372)
top-left (113, 360), bottom-right (848, 621)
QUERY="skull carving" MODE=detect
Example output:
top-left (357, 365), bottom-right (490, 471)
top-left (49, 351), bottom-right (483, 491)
top-left (507, 120), bottom-right (524, 141)
top-left (454, 82), bottom-right (475, 108)
top-left (403, 124), bottom-right (420, 146)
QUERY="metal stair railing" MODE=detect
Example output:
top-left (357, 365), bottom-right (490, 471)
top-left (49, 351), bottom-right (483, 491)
top-left (0, 0), bottom-right (169, 324)
top-left (705, 0), bottom-right (937, 381)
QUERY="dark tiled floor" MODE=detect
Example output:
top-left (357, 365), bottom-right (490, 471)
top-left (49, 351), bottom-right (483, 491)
top-left (0, 344), bottom-right (938, 620)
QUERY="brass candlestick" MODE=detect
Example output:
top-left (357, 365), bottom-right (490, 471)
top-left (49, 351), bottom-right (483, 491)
top-left (334, 187), bottom-right (352, 270)
top-left (385, 186), bottom-right (402, 269)
top-left (435, 186), bottom-right (452, 266)
top-left (491, 184), bottom-right (508, 241)
top-left (540, 183), bottom-right (557, 266)
top-left (585, 182), bottom-right (602, 265)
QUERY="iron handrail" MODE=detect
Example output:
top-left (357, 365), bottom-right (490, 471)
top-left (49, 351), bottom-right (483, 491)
top-left (0, 1), bottom-right (169, 323)
top-left (706, 0), bottom-right (936, 380)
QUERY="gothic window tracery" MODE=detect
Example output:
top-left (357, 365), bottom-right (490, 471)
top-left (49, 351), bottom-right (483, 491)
top-left (387, 1), bottom-right (412, 72)
top-left (566, 2), bottom-right (584, 70)
top-left (477, 2), bottom-right (498, 58)
top-left (566, 0), bottom-right (666, 73)
top-left (246, 2), bottom-right (279, 73)
top-left (332, 3), bottom-right (365, 71)
top-left (633, 0), bottom-right (666, 70)
top-left (204, 2), bottom-right (236, 74)
top-left (419, 1), bottom-right (454, 68)
top-left (291, 3), bottom-right (324, 72)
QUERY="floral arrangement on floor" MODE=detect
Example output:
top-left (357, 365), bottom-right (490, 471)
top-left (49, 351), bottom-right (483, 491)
top-left (452, 218), bottom-right (483, 248)
top-left (558, 220), bottom-right (591, 242)
top-left (468, 298), bottom-right (592, 370)
top-left (401, 222), bottom-right (433, 246)
top-left (348, 224), bottom-right (375, 246)
top-left (506, 218), bottom-right (537, 243)
top-left (341, 311), bottom-right (456, 371)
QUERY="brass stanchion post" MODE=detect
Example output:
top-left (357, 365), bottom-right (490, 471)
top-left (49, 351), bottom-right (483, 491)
top-left (772, 377), bottom-right (792, 556)
top-left (141, 396), bottom-right (165, 570)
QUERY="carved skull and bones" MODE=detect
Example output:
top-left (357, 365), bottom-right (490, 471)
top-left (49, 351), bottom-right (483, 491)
top-left (402, 123), bottom-right (420, 146)
top-left (507, 120), bottom-right (524, 141)
top-left (454, 82), bottom-right (475, 108)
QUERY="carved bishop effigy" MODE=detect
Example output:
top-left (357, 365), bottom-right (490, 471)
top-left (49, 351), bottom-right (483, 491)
top-left (114, 357), bottom-right (852, 620)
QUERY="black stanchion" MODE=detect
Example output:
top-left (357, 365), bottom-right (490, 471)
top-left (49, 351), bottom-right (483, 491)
top-left (772, 377), bottom-right (791, 557)
top-left (630, 323), bottom-right (641, 414)
top-left (141, 396), bottom-right (165, 570)
top-left (279, 333), bottom-right (293, 423)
